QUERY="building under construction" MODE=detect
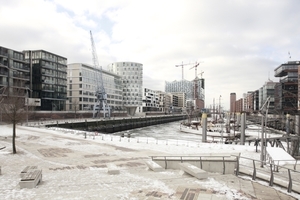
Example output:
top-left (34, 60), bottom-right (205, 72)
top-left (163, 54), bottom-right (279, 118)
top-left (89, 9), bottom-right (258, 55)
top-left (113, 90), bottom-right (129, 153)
top-left (165, 78), bottom-right (205, 110)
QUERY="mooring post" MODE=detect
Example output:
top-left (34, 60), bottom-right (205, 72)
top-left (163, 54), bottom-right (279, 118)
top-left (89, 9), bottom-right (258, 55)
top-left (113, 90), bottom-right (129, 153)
top-left (202, 113), bottom-right (207, 142)
top-left (241, 113), bottom-right (246, 145)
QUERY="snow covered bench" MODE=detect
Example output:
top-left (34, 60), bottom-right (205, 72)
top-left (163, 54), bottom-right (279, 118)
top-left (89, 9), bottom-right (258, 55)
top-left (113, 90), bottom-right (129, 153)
top-left (19, 168), bottom-right (42, 189)
top-left (178, 162), bottom-right (208, 179)
top-left (266, 147), bottom-right (296, 171)
top-left (106, 163), bottom-right (120, 175)
top-left (20, 166), bottom-right (38, 177)
top-left (145, 160), bottom-right (164, 172)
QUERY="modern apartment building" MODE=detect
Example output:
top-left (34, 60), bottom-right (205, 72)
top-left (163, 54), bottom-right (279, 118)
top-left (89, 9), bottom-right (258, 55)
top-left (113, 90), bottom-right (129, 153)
top-left (67, 63), bottom-right (123, 112)
top-left (243, 92), bottom-right (253, 113)
top-left (274, 61), bottom-right (299, 114)
top-left (260, 80), bottom-right (277, 113)
top-left (235, 98), bottom-right (243, 113)
top-left (139, 88), bottom-right (159, 112)
top-left (169, 92), bottom-right (186, 108)
top-left (107, 62), bottom-right (143, 115)
top-left (157, 91), bottom-right (172, 113)
top-left (0, 46), bottom-right (30, 98)
top-left (230, 93), bottom-right (236, 113)
top-left (23, 50), bottom-right (67, 111)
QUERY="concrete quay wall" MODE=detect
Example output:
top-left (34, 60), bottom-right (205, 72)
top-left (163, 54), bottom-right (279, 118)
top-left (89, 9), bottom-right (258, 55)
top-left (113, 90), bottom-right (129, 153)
top-left (45, 115), bottom-right (186, 133)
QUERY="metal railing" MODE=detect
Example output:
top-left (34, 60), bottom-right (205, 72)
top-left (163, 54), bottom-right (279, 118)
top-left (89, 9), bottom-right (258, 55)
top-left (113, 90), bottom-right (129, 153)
top-left (150, 155), bottom-right (238, 175)
top-left (235, 156), bottom-right (300, 193)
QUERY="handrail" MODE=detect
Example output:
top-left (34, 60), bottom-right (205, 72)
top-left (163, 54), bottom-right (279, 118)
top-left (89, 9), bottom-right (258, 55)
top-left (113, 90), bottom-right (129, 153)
top-left (237, 156), bottom-right (300, 193)
top-left (150, 154), bottom-right (238, 159)
top-left (150, 154), bottom-right (239, 173)
top-left (269, 159), bottom-right (298, 171)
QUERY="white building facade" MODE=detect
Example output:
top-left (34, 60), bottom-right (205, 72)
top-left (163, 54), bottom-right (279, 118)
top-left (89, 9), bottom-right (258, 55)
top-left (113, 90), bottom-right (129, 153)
top-left (107, 62), bottom-right (143, 116)
top-left (67, 63), bottom-right (123, 112)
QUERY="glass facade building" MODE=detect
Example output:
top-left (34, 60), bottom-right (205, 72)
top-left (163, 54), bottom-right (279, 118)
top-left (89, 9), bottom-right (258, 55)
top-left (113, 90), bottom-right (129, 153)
top-left (274, 61), bottom-right (299, 114)
top-left (24, 50), bottom-right (67, 111)
top-left (0, 46), bottom-right (30, 97)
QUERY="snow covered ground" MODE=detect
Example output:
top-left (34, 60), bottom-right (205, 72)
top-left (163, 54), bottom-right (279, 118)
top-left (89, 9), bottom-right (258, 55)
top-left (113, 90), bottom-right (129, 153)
top-left (0, 121), bottom-right (299, 199)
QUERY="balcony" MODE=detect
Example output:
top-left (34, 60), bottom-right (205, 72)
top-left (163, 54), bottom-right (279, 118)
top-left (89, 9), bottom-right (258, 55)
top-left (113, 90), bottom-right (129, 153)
top-left (274, 63), bottom-right (299, 77)
top-left (0, 70), bottom-right (8, 76)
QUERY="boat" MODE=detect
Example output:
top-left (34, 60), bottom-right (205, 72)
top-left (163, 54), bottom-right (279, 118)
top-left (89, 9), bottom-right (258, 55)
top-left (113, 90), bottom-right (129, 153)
top-left (179, 117), bottom-right (239, 143)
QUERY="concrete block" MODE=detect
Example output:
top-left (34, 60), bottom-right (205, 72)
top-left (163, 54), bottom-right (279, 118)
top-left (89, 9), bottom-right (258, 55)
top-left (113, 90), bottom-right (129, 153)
top-left (19, 169), bottom-right (42, 189)
top-left (178, 162), bottom-right (208, 179)
top-left (145, 160), bottom-right (164, 172)
top-left (106, 163), bottom-right (120, 175)
top-left (20, 166), bottom-right (38, 177)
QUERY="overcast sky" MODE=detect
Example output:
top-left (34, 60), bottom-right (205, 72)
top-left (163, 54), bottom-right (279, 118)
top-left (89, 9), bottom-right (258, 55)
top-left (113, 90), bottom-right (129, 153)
top-left (1, 0), bottom-right (300, 110)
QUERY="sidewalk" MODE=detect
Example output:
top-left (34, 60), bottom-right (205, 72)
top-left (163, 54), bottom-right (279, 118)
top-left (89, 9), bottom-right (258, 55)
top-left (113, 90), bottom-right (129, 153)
top-left (0, 124), bottom-right (299, 199)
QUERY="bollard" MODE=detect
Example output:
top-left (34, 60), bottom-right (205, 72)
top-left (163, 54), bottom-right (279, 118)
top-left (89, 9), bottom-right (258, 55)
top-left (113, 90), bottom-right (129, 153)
top-left (84, 132), bottom-right (87, 139)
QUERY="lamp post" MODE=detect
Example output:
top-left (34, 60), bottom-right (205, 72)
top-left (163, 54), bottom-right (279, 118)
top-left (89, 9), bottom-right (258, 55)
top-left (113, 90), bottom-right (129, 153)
top-left (219, 95), bottom-right (222, 120)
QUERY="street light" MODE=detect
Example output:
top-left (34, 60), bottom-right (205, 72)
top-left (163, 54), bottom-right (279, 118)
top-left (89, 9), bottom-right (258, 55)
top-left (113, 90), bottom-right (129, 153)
top-left (219, 95), bottom-right (222, 120)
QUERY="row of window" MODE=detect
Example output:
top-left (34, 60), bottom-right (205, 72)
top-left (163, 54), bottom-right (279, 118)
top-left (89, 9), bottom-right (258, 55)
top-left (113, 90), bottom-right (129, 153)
top-left (77, 97), bottom-right (123, 104)
top-left (12, 52), bottom-right (24, 61)
top-left (10, 60), bottom-right (29, 71)
top-left (12, 71), bottom-right (30, 79)
top-left (42, 76), bottom-right (67, 85)
top-left (40, 61), bottom-right (67, 72)
top-left (41, 84), bottom-right (66, 93)
top-left (28, 51), bottom-right (67, 65)
top-left (41, 92), bottom-right (67, 99)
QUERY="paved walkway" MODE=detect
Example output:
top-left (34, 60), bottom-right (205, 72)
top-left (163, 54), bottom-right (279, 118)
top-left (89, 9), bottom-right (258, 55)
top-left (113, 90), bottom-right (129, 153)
top-left (0, 125), bottom-right (299, 199)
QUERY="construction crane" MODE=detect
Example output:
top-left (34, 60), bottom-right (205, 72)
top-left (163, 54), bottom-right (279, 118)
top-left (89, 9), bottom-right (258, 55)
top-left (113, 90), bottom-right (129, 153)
top-left (198, 71), bottom-right (204, 79)
top-left (189, 62), bottom-right (203, 79)
top-left (90, 31), bottom-right (110, 119)
top-left (175, 62), bottom-right (193, 80)
top-left (190, 62), bottom-right (203, 106)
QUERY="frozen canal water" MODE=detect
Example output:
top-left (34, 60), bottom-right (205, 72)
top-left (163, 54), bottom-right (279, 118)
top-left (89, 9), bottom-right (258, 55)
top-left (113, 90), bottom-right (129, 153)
top-left (113, 121), bottom-right (203, 142)
top-left (112, 120), bottom-right (282, 144)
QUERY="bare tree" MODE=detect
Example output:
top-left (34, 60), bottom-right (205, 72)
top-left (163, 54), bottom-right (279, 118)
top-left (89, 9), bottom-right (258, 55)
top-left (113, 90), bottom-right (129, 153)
top-left (72, 98), bottom-right (80, 118)
top-left (0, 89), bottom-right (28, 154)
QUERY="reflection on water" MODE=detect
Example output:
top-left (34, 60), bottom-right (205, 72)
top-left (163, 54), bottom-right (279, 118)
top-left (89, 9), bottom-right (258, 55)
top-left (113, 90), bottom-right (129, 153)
top-left (113, 121), bottom-right (202, 142)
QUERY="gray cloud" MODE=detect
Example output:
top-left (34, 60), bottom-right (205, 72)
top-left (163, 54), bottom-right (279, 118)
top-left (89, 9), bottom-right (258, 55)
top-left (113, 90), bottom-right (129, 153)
top-left (1, 0), bottom-right (300, 109)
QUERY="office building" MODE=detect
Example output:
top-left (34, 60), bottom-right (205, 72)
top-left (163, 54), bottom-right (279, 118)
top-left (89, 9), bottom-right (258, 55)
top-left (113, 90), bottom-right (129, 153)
top-left (23, 50), bottom-right (67, 111)
top-left (67, 63), bottom-right (123, 112)
top-left (0, 46), bottom-right (30, 98)
top-left (107, 62), bottom-right (143, 115)
top-left (274, 61), bottom-right (299, 114)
